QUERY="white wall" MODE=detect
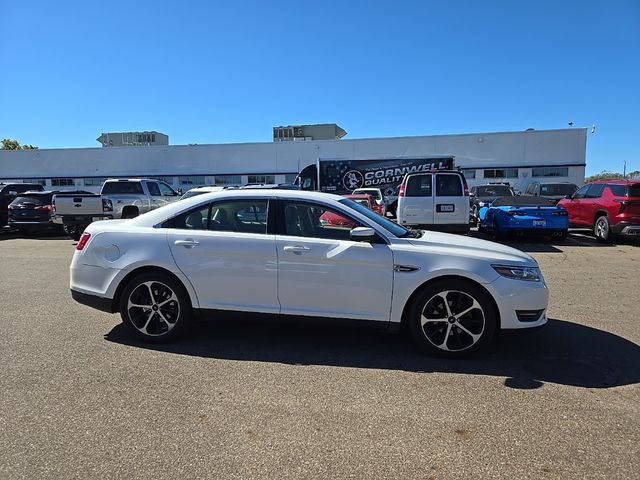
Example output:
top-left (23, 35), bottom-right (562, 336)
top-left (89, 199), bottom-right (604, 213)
top-left (0, 128), bottom-right (586, 192)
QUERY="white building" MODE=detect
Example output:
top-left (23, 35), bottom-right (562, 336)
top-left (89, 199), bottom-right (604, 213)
top-left (0, 128), bottom-right (586, 193)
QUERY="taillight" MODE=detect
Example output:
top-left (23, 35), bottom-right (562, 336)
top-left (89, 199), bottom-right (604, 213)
top-left (34, 205), bottom-right (53, 212)
top-left (614, 199), bottom-right (627, 214)
top-left (398, 183), bottom-right (406, 197)
top-left (76, 232), bottom-right (91, 250)
top-left (462, 176), bottom-right (469, 196)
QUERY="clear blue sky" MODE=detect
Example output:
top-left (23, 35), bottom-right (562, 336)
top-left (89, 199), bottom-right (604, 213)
top-left (1, 1), bottom-right (638, 175)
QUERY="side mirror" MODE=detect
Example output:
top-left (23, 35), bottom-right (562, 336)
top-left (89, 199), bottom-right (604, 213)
top-left (350, 226), bottom-right (376, 242)
top-left (469, 192), bottom-right (475, 198)
top-left (564, 194), bottom-right (571, 200)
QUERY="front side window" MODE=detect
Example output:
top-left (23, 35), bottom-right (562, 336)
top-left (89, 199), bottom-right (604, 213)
top-left (572, 185), bottom-right (590, 199)
top-left (463, 170), bottom-right (476, 179)
top-left (435, 174), bottom-right (463, 196)
top-left (158, 182), bottom-right (176, 196)
top-left (283, 202), bottom-right (361, 240)
top-left (405, 174), bottom-right (432, 197)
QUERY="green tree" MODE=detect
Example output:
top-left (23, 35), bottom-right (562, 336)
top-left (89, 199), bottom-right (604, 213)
top-left (1, 138), bottom-right (38, 150)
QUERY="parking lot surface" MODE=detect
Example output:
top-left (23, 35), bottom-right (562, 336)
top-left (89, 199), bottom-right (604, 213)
top-left (1, 231), bottom-right (638, 479)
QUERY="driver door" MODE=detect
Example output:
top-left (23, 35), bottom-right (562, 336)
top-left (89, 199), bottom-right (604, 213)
top-left (275, 200), bottom-right (394, 322)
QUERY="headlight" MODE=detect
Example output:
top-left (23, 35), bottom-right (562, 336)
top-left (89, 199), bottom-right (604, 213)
top-left (492, 265), bottom-right (541, 282)
top-left (478, 201), bottom-right (486, 207)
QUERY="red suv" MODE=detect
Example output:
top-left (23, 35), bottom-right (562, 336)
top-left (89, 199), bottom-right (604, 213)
top-left (557, 180), bottom-right (640, 242)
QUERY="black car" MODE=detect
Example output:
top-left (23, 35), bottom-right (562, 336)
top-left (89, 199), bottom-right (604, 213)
top-left (0, 183), bottom-right (45, 228)
top-left (7, 190), bottom-right (89, 234)
top-left (469, 184), bottom-right (516, 225)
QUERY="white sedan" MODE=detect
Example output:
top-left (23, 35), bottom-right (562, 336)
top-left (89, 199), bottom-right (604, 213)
top-left (70, 189), bottom-right (548, 357)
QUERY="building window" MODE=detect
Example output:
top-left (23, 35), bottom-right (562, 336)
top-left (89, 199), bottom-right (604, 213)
top-left (247, 175), bottom-right (275, 184)
top-left (21, 178), bottom-right (46, 186)
top-left (83, 177), bottom-right (108, 187)
top-left (179, 176), bottom-right (206, 186)
top-left (284, 174), bottom-right (298, 183)
top-left (532, 167), bottom-right (569, 177)
top-left (484, 169), bottom-right (518, 179)
top-left (462, 170), bottom-right (476, 179)
top-left (51, 178), bottom-right (75, 186)
top-left (214, 175), bottom-right (242, 185)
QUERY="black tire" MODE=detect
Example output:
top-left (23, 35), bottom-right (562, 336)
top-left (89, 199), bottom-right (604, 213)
top-left (64, 225), bottom-right (84, 241)
top-left (491, 219), bottom-right (503, 240)
top-left (119, 271), bottom-right (192, 343)
top-left (121, 207), bottom-right (139, 219)
top-left (594, 215), bottom-right (612, 243)
top-left (407, 279), bottom-right (497, 358)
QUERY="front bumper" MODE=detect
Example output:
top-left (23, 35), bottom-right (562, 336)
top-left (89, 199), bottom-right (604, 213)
top-left (486, 275), bottom-right (549, 330)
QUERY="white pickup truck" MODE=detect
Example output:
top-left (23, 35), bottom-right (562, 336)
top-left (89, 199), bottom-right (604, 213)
top-left (53, 178), bottom-right (181, 239)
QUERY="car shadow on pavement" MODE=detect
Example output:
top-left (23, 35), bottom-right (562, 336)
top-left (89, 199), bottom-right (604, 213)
top-left (105, 317), bottom-right (640, 390)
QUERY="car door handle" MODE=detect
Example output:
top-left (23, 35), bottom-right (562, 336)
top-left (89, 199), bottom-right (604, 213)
top-left (174, 239), bottom-right (199, 248)
top-left (283, 245), bottom-right (310, 254)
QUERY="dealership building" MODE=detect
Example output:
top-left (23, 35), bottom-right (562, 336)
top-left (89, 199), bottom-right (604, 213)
top-left (0, 125), bottom-right (587, 193)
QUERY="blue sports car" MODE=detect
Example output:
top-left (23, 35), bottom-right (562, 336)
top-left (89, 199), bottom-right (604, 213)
top-left (478, 196), bottom-right (569, 240)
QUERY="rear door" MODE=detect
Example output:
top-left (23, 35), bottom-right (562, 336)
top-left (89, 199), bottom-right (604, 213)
top-left (166, 198), bottom-right (279, 313)
top-left (398, 173), bottom-right (433, 225)
top-left (433, 173), bottom-right (468, 226)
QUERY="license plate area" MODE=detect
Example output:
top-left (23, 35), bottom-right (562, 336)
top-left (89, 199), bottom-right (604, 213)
top-left (437, 204), bottom-right (455, 213)
top-left (533, 220), bottom-right (546, 227)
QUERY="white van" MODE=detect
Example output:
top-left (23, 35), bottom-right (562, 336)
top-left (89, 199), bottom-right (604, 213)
top-left (396, 171), bottom-right (470, 233)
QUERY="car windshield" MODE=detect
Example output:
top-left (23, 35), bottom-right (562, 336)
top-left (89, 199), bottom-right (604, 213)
top-left (540, 184), bottom-right (577, 195)
top-left (338, 198), bottom-right (409, 237)
top-left (476, 185), bottom-right (513, 196)
top-left (10, 195), bottom-right (49, 205)
top-left (180, 190), bottom-right (207, 200)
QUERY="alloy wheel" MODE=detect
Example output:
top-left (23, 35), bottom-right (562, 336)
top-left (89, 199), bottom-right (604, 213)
top-left (126, 281), bottom-right (180, 336)
top-left (420, 290), bottom-right (486, 352)
top-left (595, 217), bottom-right (609, 240)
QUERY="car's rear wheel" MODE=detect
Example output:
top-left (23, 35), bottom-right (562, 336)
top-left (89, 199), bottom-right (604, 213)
top-left (594, 215), bottom-right (612, 243)
top-left (491, 219), bottom-right (503, 240)
top-left (119, 272), bottom-right (192, 343)
top-left (407, 279), bottom-right (497, 358)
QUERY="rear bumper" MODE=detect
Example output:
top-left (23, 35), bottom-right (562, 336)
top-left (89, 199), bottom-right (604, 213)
top-left (404, 223), bottom-right (471, 234)
top-left (7, 219), bottom-right (58, 231)
top-left (501, 227), bottom-right (567, 236)
top-left (611, 222), bottom-right (640, 236)
top-left (71, 289), bottom-right (115, 313)
top-left (53, 215), bottom-right (113, 225)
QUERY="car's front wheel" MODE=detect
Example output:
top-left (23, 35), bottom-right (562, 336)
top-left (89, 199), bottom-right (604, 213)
top-left (407, 279), bottom-right (497, 358)
top-left (119, 272), bottom-right (192, 343)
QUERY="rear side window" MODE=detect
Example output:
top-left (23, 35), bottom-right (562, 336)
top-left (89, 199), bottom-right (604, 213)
top-left (101, 182), bottom-right (144, 195)
top-left (164, 200), bottom-right (269, 234)
top-left (405, 175), bottom-right (432, 197)
top-left (608, 185), bottom-right (627, 197)
top-left (435, 174), bottom-right (463, 196)
top-left (629, 184), bottom-right (640, 198)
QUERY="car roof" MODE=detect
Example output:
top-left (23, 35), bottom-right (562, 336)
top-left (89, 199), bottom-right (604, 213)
top-left (128, 189), bottom-right (345, 226)
top-left (589, 179), bottom-right (640, 185)
top-left (345, 194), bottom-right (372, 199)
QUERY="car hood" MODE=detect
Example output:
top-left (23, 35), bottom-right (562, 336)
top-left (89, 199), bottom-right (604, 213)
top-left (404, 230), bottom-right (536, 266)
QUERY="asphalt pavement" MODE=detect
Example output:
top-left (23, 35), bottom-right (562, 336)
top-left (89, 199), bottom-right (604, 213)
top-left (0, 231), bottom-right (638, 479)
